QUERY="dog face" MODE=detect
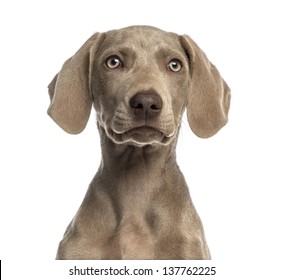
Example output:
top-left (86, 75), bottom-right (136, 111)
top-left (48, 26), bottom-right (230, 145)
top-left (91, 27), bottom-right (190, 146)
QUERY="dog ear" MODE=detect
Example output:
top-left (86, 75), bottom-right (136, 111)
top-left (47, 33), bottom-right (103, 134)
top-left (180, 35), bottom-right (231, 138)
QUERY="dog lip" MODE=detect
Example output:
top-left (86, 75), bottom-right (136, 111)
top-left (109, 125), bottom-right (175, 146)
top-left (113, 125), bottom-right (174, 137)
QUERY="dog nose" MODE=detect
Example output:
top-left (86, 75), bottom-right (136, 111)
top-left (130, 91), bottom-right (163, 120)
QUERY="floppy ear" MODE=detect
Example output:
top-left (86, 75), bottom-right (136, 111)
top-left (47, 33), bottom-right (103, 134)
top-left (180, 35), bottom-right (231, 138)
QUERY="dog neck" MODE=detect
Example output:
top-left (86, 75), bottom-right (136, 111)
top-left (88, 124), bottom-right (192, 259)
top-left (95, 124), bottom-right (182, 213)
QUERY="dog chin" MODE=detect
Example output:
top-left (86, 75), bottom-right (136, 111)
top-left (108, 126), bottom-right (174, 147)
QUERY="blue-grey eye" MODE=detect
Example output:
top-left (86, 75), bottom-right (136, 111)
top-left (106, 56), bottom-right (122, 69)
top-left (168, 59), bottom-right (182, 72)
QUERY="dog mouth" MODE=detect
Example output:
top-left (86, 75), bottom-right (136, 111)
top-left (108, 126), bottom-right (174, 146)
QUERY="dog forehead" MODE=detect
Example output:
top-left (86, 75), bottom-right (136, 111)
top-left (101, 26), bottom-right (181, 50)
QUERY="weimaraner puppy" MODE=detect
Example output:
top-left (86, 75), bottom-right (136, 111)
top-left (48, 25), bottom-right (230, 260)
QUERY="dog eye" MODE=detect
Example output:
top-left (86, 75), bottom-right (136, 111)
top-left (168, 59), bottom-right (182, 72)
top-left (106, 56), bottom-right (122, 69)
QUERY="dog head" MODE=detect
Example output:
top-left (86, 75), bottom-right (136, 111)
top-left (48, 26), bottom-right (230, 146)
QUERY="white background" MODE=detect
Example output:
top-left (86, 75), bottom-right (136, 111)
top-left (1, 0), bottom-right (282, 279)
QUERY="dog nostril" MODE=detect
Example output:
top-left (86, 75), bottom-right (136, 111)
top-left (134, 103), bottom-right (144, 109)
top-left (151, 104), bottom-right (161, 110)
